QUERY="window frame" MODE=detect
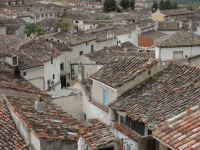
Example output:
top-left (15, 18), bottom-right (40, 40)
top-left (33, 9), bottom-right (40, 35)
top-left (13, 56), bottom-right (17, 65)
top-left (103, 90), bottom-right (108, 106)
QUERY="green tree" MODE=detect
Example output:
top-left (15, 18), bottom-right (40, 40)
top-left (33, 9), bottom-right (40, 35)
top-left (25, 24), bottom-right (44, 37)
top-left (104, 16), bottom-right (111, 20)
top-left (129, 0), bottom-right (135, 10)
top-left (119, 0), bottom-right (129, 10)
top-left (152, 1), bottom-right (158, 12)
top-left (165, 0), bottom-right (172, 9)
top-left (96, 0), bottom-right (101, 2)
top-left (103, 0), bottom-right (117, 12)
top-left (95, 17), bottom-right (102, 20)
top-left (172, 2), bottom-right (178, 9)
top-left (57, 19), bottom-right (72, 32)
top-left (159, 0), bottom-right (164, 10)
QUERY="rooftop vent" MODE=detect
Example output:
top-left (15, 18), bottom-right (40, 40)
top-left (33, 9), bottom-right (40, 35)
top-left (35, 95), bottom-right (45, 112)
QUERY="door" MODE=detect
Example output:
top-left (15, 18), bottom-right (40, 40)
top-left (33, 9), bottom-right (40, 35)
top-left (147, 139), bottom-right (156, 150)
top-left (104, 91), bottom-right (108, 106)
top-left (61, 76), bottom-right (66, 88)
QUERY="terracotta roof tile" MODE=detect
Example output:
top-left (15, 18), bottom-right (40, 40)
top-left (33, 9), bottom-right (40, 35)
top-left (89, 100), bottom-right (109, 113)
top-left (79, 78), bottom-right (93, 98)
top-left (157, 21), bottom-right (178, 31)
top-left (141, 30), bottom-right (167, 40)
top-left (160, 8), bottom-right (193, 16)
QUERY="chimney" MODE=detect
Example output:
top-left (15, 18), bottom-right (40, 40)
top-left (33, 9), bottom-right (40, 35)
top-left (27, 8), bottom-right (29, 11)
top-left (14, 66), bottom-right (20, 79)
top-left (179, 20), bottom-right (182, 28)
top-left (40, 8), bottom-right (42, 11)
top-left (50, 42), bottom-right (53, 47)
top-left (124, 47), bottom-right (127, 51)
top-left (78, 62), bottom-right (84, 81)
top-left (35, 95), bottom-right (45, 112)
top-left (58, 26), bottom-right (61, 32)
top-left (189, 20), bottom-right (192, 29)
top-left (197, 25), bottom-right (200, 35)
top-left (148, 20), bottom-right (151, 26)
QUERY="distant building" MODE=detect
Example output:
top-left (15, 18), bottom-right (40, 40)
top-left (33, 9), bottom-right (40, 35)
top-left (135, 0), bottom-right (153, 9)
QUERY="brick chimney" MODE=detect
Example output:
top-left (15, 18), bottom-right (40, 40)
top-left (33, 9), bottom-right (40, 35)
top-left (78, 62), bottom-right (84, 81)
top-left (35, 95), bottom-right (45, 112)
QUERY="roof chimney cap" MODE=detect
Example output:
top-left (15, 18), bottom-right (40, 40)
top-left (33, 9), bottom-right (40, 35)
top-left (35, 95), bottom-right (45, 112)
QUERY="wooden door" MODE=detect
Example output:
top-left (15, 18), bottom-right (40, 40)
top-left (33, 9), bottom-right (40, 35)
top-left (147, 139), bottom-right (156, 150)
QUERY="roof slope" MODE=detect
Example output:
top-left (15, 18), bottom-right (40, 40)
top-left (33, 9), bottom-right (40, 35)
top-left (152, 105), bottom-right (200, 150)
top-left (157, 21), bottom-right (178, 31)
top-left (79, 78), bottom-right (93, 98)
top-left (0, 64), bottom-right (48, 96)
top-left (6, 95), bottom-right (85, 141)
top-left (91, 56), bottom-right (157, 88)
top-left (0, 92), bottom-right (28, 150)
top-left (109, 62), bottom-right (200, 128)
top-left (141, 30), bottom-right (167, 40)
top-left (79, 118), bottom-right (119, 149)
top-left (155, 31), bottom-right (200, 48)
top-left (160, 9), bottom-right (193, 16)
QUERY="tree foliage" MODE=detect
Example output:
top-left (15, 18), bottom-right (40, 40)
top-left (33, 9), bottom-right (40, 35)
top-left (103, 0), bottom-right (117, 12)
top-left (57, 19), bottom-right (72, 32)
top-left (129, 0), bottom-right (135, 10)
top-left (119, 0), bottom-right (129, 10)
top-left (95, 17), bottom-right (102, 20)
top-left (158, 0), bottom-right (178, 10)
top-left (152, 1), bottom-right (158, 12)
top-left (96, 0), bottom-right (101, 2)
top-left (25, 24), bottom-right (44, 37)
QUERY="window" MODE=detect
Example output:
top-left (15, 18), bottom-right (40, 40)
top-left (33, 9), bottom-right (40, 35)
top-left (173, 51), bottom-right (183, 58)
top-left (68, 74), bottom-right (70, 79)
top-left (86, 42), bottom-right (87, 46)
top-left (146, 50), bottom-right (150, 52)
top-left (148, 70), bottom-right (151, 75)
top-left (148, 129), bottom-right (152, 135)
top-left (23, 72), bottom-right (26, 76)
top-left (91, 45), bottom-right (94, 52)
top-left (104, 90), bottom-right (108, 106)
top-left (75, 21), bottom-right (79, 23)
top-left (53, 74), bottom-right (55, 79)
top-left (84, 114), bottom-right (86, 120)
top-left (13, 57), bottom-right (17, 65)
top-left (79, 51), bottom-right (83, 55)
top-left (60, 63), bottom-right (64, 71)
top-left (57, 40), bottom-right (59, 42)
top-left (47, 80), bottom-right (50, 88)
top-left (138, 49), bottom-right (143, 52)
top-left (51, 59), bottom-right (53, 64)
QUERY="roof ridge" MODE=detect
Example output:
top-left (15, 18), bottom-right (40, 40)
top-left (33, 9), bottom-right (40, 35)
top-left (156, 31), bottom-right (178, 47)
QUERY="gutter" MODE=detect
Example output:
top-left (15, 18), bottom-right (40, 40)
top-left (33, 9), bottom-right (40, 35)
top-left (89, 78), bottom-right (118, 92)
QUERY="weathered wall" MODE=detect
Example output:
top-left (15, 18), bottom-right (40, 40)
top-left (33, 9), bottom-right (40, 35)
top-left (40, 139), bottom-right (77, 150)
top-left (51, 94), bottom-right (83, 121)
top-left (110, 127), bottom-right (139, 150)
top-left (189, 55), bottom-right (200, 65)
top-left (138, 34), bottom-right (154, 47)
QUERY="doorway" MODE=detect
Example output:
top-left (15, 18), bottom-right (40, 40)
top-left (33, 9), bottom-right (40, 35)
top-left (147, 139), bottom-right (156, 150)
top-left (60, 75), bottom-right (66, 88)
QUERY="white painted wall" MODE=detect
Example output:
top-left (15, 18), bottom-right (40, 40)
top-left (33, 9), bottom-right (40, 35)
top-left (110, 127), bottom-right (139, 150)
top-left (156, 46), bottom-right (200, 61)
top-left (158, 30), bottom-right (177, 35)
top-left (30, 131), bottom-right (41, 150)
top-left (0, 25), bottom-right (6, 35)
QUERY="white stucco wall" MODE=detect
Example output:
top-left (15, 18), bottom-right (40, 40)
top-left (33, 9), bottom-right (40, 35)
top-left (30, 131), bottom-right (41, 150)
top-left (156, 46), bottom-right (200, 61)
top-left (110, 127), bottom-right (139, 150)
top-left (117, 30), bottom-right (138, 46)
top-left (158, 30), bottom-right (177, 35)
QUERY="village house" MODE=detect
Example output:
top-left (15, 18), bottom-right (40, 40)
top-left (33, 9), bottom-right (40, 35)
top-left (135, 0), bottom-right (153, 8)
top-left (151, 8), bottom-right (194, 21)
top-left (152, 104), bottom-right (200, 150)
top-left (2, 0), bottom-right (42, 7)
top-left (0, 8), bottom-right (32, 23)
top-left (0, 34), bottom-right (62, 92)
top-left (155, 31), bottom-right (200, 61)
top-left (108, 62), bottom-right (200, 150)
top-left (0, 18), bottom-right (29, 38)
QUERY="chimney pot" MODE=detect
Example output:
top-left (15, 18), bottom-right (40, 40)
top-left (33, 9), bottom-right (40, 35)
top-left (35, 95), bottom-right (45, 112)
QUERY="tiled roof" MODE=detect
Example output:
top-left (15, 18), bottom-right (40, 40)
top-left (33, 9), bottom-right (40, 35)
top-left (114, 124), bottom-right (139, 142)
top-left (0, 34), bottom-right (22, 51)
top-left (0, 8), bottom-right (29, 18)
top-left (0, 18), bottom-right (29, 34)
top-left (61, 13), bottom-right (91, 20)
top-left (0, 92), bottom-right (28, 150)
top-left (75, 1), bottom-right (89, 4)
top-left (79, 78), bottom-right (93, 98)
top-left (96, 50), bottom-right (155, 65)
top-left (155, 31), bottom-right (200, 48)
top-left (79, 118), bottom-right (118, 149)
top-left (141, 30), bottom-right (167, 40)
top-left (160, 9), bottom-right (194, 16)
top-left (152, 105), bottom-right (200, 150)
top-left (109, 62), bottom-right (200, 128)
top-left (89, 100), bottom-right (109, 113)
top-left (88, 118), bottom-right (109, 126)
top-left (0, 64), bottom-right (49, 96)
top-left (6, 95), bottom-right (85, 141)
top-left (6, 39), bottom-right (62, 70)
top-left (84, 49), bottom-right (107, 61)
top-left (157, 21), bottom-right (178, 31)
top-left (91, 56), bottom-right (157, 88)
top-left (110, 41), bottom-right (140, 51)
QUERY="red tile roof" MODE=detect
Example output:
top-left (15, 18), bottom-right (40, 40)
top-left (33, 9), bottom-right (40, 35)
top-left (89, 100), bottom-right (109, 113)
top-left (0, 91), bottom-right (28, 150)
top-left (91, 57), bottom-right (157, 88)
top-left (5, 95), bottom-right (85, 141)
top-left (0, 64), bottom-right (49, 96)
top-left (152, 104), bottom-right (200, 150)
top-left (160, 8), bottom-right (193, 16)
top-left (79, 78), bottom-right (93, 98)
top-left (79, 118), bottom-right (118, 149)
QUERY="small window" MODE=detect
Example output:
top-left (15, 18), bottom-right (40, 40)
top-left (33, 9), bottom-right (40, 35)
top-left (146, 50), bottom-right (150, 52)
top-left (91, 45), bottom-right (94, 52)
top-left (148, 129), bottom-right (152, 135)
top-left (68, 74), bottom-right (70, 79)
top-left (51, 59), bottom-right (53, 64)
top-left (138, 49), bottom-right (143, 52)
top-left (53, 74), bottom-right (55, 79)
top-left (47, 80), bottom-right (50, 88)
top-left (80, 51), bottom-right (83, 55)
top-left (173, 51), bottom-right (183, 58)
top-left (57, 40), bottom-right (59, 42)
top-left (13, 57), bottom-right (17, 65)
top-left (75, 21), bottom-right (78, 23)
top-left (104, 90), bottom-right (108, 106)
top-left (148, 70), bottom-right (151, 75)
top-left (84, 114), bottom-right (86, 120)
top-left (23, 72), bottom-right (26, 76)
top-left (86, 42), bottom-right (87, 46)
top-left (60, 63), bottom-right (64, 71)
